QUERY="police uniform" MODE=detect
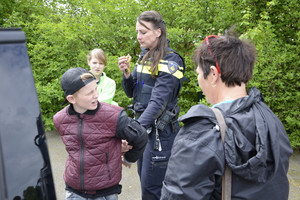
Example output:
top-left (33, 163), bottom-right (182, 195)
top-left (122, 46), bottom-right (185, 200)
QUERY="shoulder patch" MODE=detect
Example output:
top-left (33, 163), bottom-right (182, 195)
top-left (168, 61), bottom-right (179, 74)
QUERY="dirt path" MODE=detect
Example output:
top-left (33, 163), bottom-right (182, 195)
top-left (46, 131), bottom-right (141, 200)
top-left (46, 131), bottom-right (300, 200)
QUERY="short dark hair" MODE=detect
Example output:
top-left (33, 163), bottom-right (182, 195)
top-left (193, 35), bottom-right (256, 87)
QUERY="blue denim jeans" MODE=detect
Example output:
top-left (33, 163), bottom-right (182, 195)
top-left (65, 190), bottom-right (118, 200)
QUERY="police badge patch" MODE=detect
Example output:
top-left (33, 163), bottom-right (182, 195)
top-left (168, 61), bottom-right (179, 74)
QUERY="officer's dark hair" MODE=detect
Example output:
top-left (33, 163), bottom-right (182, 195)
top-left (193, 34), bottom-right (256, 87)
top-left (138, 10), bottom-right (168, 77)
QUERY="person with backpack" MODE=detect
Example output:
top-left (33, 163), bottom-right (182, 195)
top-left (161, 34), bottom-right (293, 200)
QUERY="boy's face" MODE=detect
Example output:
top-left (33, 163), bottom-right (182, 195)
top-left (88, 56), bottom-right (105, 78)
top-left (69, 80), bottom-right (99, 113)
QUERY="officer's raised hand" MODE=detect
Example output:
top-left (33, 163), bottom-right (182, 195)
top-left (118, 55), bottom-right (131, 79)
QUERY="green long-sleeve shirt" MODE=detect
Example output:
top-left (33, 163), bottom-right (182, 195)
top-left (97, 72), bottom-right (118, 105)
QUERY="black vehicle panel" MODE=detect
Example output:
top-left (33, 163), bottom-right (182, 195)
top-left (0, 29), bottom-right (56, 200)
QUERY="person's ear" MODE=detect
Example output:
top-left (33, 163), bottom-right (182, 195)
top-left (66, 95), bottom-right (76, 104)
top-left (210, 65), bottom-right (220, 85)
top-left (155, 28), bottom-right (161, 38)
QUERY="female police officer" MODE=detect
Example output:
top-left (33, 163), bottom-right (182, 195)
top-left (118, 10), bottom-right (185, 200)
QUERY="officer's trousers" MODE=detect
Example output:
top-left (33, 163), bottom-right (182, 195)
top-left (137, 125), bottom-right (178, 200)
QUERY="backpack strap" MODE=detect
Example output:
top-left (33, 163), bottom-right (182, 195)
top-left (211, 107), bottom-right (232, 200)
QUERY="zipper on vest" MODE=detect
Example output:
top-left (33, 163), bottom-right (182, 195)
top-left (79, 118), bottom-right (85, 190)
top-left (106, 152), bottom-right (111, 180)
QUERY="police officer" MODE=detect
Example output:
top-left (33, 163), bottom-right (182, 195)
top-left (118, 10), bottom-right (185, 200)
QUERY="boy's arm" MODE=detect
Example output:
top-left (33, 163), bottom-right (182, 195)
top-left (116, 109), bottom-right (148, 162)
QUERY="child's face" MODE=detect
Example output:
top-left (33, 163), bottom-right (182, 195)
top-left (72, 80), bottom-right (99, 113)
top-left (88, 56), bottom-right (105, 78)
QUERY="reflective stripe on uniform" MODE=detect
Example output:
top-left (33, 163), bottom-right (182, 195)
top-left (136, 61), bottom-right (184, 79)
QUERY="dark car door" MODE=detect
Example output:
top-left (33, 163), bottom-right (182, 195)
top-left (0, 29), bottom-right (56, 200)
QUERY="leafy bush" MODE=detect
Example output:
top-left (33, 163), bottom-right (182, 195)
top-left (241, 2), bottom-right (300, 148)
top-left (1, 0), bottom-right (298, 148)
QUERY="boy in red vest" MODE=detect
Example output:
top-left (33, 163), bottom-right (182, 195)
top-left (53, 67), bottom-right (147, 200)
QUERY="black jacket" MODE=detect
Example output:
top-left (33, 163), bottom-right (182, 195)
top-left (161, 87), bottom-right (293, 200)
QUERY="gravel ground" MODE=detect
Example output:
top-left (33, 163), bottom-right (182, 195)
top-left (46, 131), bottom-right (300, 200)
top-left (46, 131), bottom-right (141, 200)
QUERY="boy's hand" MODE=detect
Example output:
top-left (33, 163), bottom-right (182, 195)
top-left (121, 139), bottom-right (132, 155)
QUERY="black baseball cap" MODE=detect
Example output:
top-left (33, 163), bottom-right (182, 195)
top-left (61, 67), bottom-right (95, 105)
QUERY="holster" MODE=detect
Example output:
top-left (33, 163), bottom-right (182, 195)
top-left (156, 105), bottom-right (180, 132)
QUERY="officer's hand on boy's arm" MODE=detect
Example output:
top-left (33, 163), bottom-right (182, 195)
top-left (122, 156), bottom-right (132, 168)
top-left (118, 56), bottom-right (131, 79)
top-left (121, 139), bottom-right (133, 155)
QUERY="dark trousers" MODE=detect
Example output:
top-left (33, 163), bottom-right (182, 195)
top-left (137, 125), bottom-right (178, 200)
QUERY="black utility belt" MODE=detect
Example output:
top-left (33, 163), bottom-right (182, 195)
top-left (134, 109), bottom-right (179, 133)
top-left (133, 110), bottom-right (177, 130)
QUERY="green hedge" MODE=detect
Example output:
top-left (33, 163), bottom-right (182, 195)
top-left (1, 0), bottom-right (299, 148)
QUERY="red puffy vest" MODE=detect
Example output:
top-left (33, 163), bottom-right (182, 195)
top-left (53, 102), bottom-right (122, 192)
